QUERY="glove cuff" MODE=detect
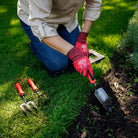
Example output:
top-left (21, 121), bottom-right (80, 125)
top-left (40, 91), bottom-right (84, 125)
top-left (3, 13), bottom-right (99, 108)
top-left (67, 47), bottom-right (85, 62)
top-left (77, 32), bottom-right (88, 43)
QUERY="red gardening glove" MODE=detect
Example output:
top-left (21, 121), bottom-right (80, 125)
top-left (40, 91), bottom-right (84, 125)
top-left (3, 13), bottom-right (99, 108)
top-left (75, 32), bottom-right (90, 57)
top-left (67, 47), bottom-right (93, 77)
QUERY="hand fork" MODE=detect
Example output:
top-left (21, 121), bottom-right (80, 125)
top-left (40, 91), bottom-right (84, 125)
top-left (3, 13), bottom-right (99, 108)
top-left (28, 79), bottom-right (50, 106)
top-left (15, 83), bottom-right (37, 113)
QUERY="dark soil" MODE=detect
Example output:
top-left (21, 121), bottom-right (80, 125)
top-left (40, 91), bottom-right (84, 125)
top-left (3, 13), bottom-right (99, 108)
top-left (67, 52), bottom-right (138, 138)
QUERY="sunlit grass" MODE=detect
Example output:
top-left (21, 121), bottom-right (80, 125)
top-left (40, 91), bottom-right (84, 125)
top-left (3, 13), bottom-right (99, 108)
top-left (0, 5), bottom-right (7, 13)
top-left (0, 8), bottom-right (7, 13)
top-left (0, 109), bottom-right (48, 137)
top-left (0, 82), bottom-right (11, 96)
top-left (0, 102), bottom-right (19, 119)
top-left (101, 35), bottom-right (121, 48)
top-left (102, 6), bottom-right (115, 10)
top-left (10, 18), bottom-right (20, 26)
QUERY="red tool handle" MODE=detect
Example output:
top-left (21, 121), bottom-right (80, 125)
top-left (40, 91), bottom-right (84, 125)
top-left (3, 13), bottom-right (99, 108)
top-left (28, 79), bottom-right (38, 91)
top-left (88, 71), bottom-right (96, 84)
top-left (15, 83), bottom-right (25, 96)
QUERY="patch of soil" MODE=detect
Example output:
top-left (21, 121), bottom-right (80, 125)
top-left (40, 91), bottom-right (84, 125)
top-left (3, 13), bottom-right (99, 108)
top-left (67, 52), bottom-right (138, 138)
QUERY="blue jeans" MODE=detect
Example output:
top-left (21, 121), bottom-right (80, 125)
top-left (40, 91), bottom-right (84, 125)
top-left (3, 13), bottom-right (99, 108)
top-left (19, 19), bottom-right (80, 72)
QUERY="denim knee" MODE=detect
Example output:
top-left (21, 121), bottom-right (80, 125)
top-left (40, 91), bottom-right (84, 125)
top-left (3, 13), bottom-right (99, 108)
top-left (44, 56), bottom-right (69, 72)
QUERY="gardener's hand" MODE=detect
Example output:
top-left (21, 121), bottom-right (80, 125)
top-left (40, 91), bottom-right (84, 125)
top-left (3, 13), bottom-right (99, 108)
top-left (75, 32), bottom-right (90, 57)
top-left (67, 47), bottom-right (93, 77)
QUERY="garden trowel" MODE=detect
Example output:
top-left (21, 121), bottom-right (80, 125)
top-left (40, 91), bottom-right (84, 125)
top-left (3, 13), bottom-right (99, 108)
top-left (88, 71), bottom-right (112, 112)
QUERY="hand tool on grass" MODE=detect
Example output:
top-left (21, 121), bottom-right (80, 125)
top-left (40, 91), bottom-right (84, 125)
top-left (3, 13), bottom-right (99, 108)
top-left (15, 83), bottom-right (37, 113)
top-left (88, 71), bottom-right (112, 112)
top-left (28, 79), bottom-right (50, 106)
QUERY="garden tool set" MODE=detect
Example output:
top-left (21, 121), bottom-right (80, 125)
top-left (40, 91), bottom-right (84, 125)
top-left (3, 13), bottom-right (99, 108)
top-left (88, 71), bottom-right (112, 112)
top-left (15, 79), bottom-right (50, 113)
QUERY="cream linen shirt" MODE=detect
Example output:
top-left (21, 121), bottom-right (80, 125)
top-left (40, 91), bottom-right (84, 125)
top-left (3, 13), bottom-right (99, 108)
top-left (17, 0), bottom-right (102, 41)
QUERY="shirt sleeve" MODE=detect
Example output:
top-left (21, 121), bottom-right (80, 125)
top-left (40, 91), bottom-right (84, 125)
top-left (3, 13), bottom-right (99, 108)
top-left (83, 0), bottom-right (102, 21)
top-left (28, 0), bottom-right (58, 41)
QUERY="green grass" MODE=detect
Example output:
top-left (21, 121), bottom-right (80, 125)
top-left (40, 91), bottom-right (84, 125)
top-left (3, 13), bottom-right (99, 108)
top-left (0, 0), bottom-right (136, 137)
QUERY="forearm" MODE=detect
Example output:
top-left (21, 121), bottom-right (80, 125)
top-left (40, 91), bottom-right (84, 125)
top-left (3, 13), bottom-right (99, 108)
top-left (42, 21), bottom-right (93, 56)
top-left (81, 20), bottom-right (93, 33)
top-left (42, 35), bottom-right (74, 56)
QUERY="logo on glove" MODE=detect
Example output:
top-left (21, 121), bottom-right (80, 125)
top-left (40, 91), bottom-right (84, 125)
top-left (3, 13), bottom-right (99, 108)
top-left (78, 58), bottom-right (89, 69)
top-left (82, 44), bottom-right (87, 53)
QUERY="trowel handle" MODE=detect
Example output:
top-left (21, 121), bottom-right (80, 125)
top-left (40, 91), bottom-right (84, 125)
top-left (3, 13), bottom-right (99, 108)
top-left (88, 71), bottom-right (96, 84)
top-left (15, 83), bottom-right (25, 96)
top-left (28, 79), bottom-right (38, 91)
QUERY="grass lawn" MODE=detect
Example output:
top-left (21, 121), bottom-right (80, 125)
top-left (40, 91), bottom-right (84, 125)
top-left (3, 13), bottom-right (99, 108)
top-left (0, 0), bottom-right (136, 137)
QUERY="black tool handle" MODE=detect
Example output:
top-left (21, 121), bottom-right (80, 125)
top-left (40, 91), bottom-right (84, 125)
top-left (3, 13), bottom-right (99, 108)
top-left (87, 71), bottom-right (96, 84)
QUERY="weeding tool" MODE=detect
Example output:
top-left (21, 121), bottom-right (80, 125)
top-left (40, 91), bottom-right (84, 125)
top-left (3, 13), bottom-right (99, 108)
top-left (28, 79), bottom-right (50, 106)
top-left (88, 71), bottom-right (112, 112)
top-left (15, 83), bottom-right (37, 113)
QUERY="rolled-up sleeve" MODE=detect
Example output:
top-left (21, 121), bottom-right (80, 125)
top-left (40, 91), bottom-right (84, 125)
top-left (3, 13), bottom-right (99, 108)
top-left (28, 0), bottom-right (58, 41)
top-left (83, 0), bottom-right (102, 21)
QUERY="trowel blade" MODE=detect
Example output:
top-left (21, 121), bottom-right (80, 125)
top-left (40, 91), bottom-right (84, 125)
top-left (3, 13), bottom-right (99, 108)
top-left (94, 88), bottom-right (112, 112)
